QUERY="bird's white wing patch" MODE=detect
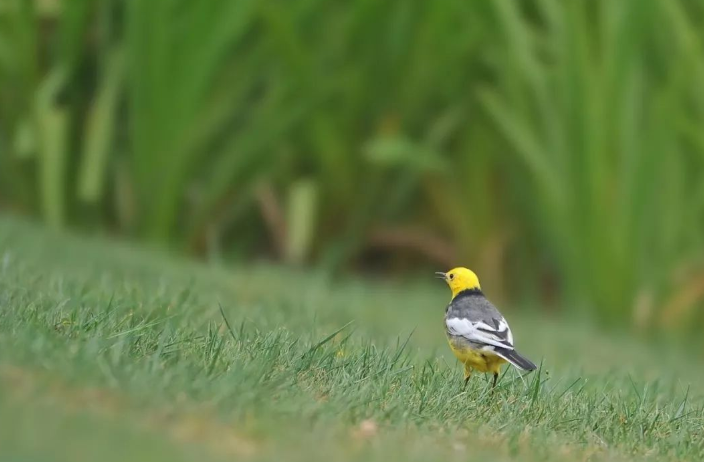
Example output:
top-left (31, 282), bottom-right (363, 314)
top-left (446, 317), bottom-right (514, 350)
top-left (496, 318), bottom-right (514, 345)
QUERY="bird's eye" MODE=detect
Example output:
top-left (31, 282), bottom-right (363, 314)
top-left (449, 274), bottom-right (455, 280)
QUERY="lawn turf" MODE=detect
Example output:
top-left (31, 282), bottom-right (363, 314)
top-left (0, 216), bottom-right (702, 462)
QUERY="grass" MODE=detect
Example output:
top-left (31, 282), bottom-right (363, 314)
top-left (1, 214), bottom-right (703, 462)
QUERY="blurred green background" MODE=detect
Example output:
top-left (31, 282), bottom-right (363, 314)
top-left (2, 0), bottom-right (704, 333)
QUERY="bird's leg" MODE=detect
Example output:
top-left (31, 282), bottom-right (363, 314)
top-left (492, 372), bottom-right (498, 389)
top-left (463, 364), bottom-right (472, 387)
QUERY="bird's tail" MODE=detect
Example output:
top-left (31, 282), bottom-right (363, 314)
top-left (495, 348), bottom-right (537, 371)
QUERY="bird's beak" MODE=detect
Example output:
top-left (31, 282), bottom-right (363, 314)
top-left (434, 271), bottom-right (447, 280)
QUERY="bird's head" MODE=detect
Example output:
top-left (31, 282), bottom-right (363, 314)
top-left (435, 267), bottom-right (481, 298)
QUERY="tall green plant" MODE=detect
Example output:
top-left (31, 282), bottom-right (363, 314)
top-left (478, 0), bottom-right (704, 324)
top-left (1, 0), bottom-right (704, 330)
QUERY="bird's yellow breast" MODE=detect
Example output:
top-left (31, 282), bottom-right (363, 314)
top-left (447, 339), bottom-right (506, 373)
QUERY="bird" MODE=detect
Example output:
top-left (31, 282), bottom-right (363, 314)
top-left (436, 267), bottom-right (536, 388)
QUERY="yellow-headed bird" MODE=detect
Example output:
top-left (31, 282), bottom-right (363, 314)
top-left (436, 267), bottom-right (536, 387)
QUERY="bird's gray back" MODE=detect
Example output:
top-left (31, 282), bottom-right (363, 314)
top-left (445, 291), bottom-right (502, 324)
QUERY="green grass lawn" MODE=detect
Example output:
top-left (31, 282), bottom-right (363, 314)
top-left (1, 216), bottom-right (702, 462)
